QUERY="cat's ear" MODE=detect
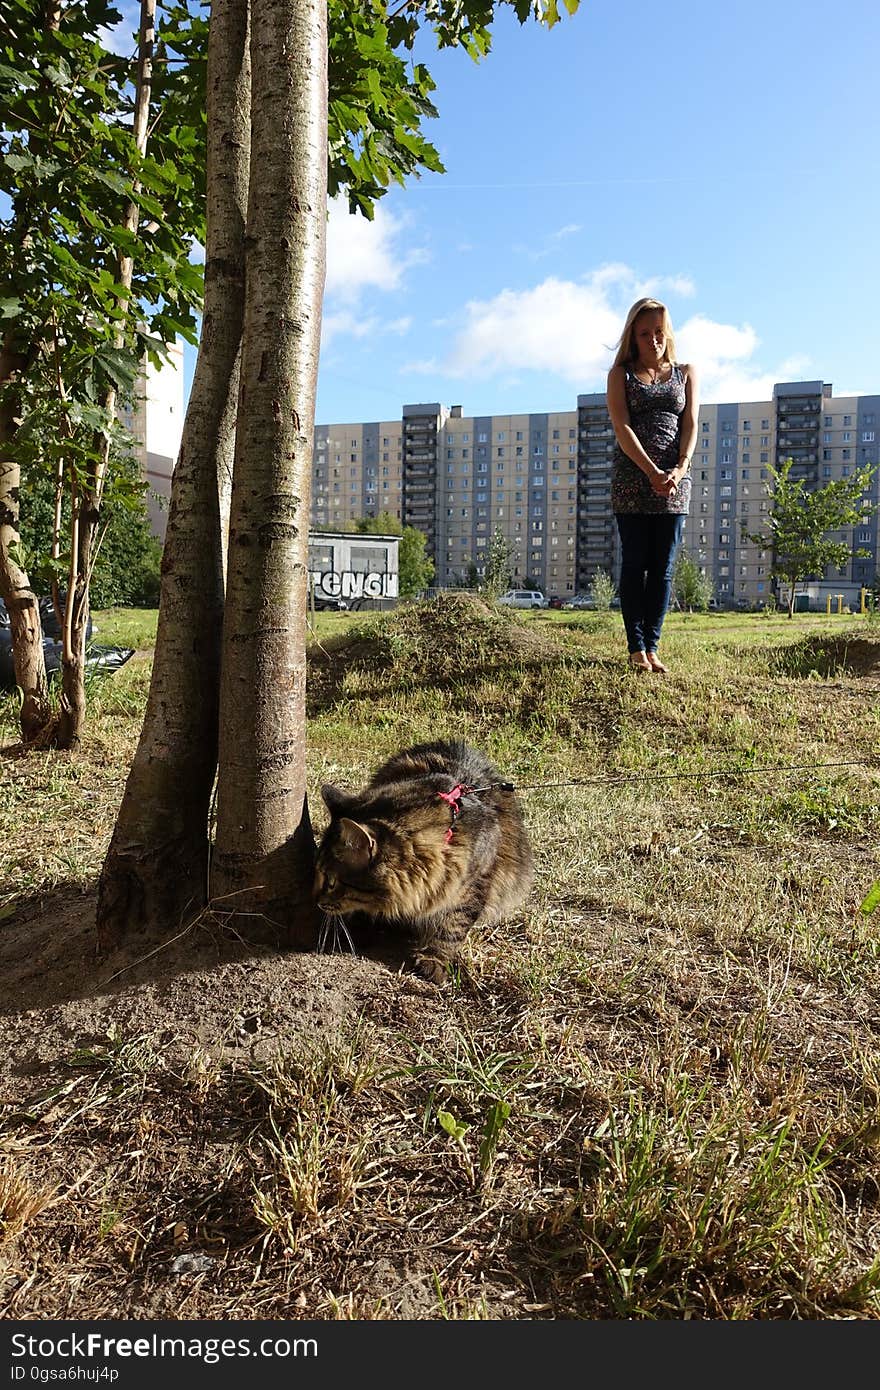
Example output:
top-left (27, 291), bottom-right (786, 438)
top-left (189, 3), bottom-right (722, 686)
top-left (321, 783), bottom-right (355, 815)
top-left (338, 817), bottom-right (376, 869)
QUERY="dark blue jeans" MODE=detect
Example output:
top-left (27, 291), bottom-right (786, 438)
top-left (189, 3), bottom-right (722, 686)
top-left (615, 513), bottom-right (685, 654)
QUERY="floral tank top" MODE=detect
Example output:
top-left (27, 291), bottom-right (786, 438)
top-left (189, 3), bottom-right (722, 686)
top-left (610, 363), bottom-right (691, 516)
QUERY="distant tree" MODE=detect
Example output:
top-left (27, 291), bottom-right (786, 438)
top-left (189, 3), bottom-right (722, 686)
top-left (19, 446), bottom-right (162, 608)
top-left (749, 458), bottom-right (876, 619)
top-left (398, 527), bottom-right (434, 598)
top-left (354, 511), bottom-right (434, 598)
top-left (354, 511), bottom-right (399, 536)
top-left (588, 568), bottom-right (616, 612)
top-left (464, 562), bottom-right (480, 590)
top-left (481, 527), bottom-right (511, 599)
top-left (672, 550), bottom-right (714, 612)
top-left (524, 574), bottom-right (543, 591)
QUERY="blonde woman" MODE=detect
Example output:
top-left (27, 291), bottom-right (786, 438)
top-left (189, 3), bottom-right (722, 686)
top-left (606, 298), bottom-right (699, 673)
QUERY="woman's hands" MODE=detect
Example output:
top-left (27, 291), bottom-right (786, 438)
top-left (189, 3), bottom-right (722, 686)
top-left (649, 467), bottom-right (677, 497)
top-left (649, 462), bottom-right (688, 497)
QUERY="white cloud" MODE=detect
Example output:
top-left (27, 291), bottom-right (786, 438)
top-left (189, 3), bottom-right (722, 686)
top-left (321, 310), bottom-right (412, 351)
top-left (325, 198), bottom-right (427, 304)
top-left (676, 315), bottom-right (804, 402)
top-left (406, 268), bottom-right (631, 382)
top-left (321, 310), bottom-right (378, 350)
top-left (405, 267), bottom-right (793, 403)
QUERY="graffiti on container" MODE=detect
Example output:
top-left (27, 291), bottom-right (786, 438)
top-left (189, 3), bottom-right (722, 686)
top-left (311, 570), bottom-right (399, 602)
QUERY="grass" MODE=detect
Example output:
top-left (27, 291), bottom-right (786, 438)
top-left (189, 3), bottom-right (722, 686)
top-left (1, 595), bottom-right (880, 1319)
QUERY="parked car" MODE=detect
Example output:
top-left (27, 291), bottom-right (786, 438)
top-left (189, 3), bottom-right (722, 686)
top-left (37, 593), bottom-right (93, 642)
top-left (497, 589), bottom-right (548, 610)
top-left (567, 593), bottom-right (596, 610)
top-left (0, 598), bottom-right (132, 690)
top-left (547, 595), bottom-right (564, 609)
top-left (311, 594), bottom-right (349, 612)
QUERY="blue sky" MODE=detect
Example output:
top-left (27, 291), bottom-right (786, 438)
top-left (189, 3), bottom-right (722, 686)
top-left (306, 0), bottom-right (880, 423)
top-left (125, 0), bottom-right (875, 421)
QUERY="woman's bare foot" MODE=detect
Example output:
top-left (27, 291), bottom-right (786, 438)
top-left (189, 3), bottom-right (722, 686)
top-left (629, 650), bottom-right (652, 671)
top-left (646, 651), bottom-right (668, 673)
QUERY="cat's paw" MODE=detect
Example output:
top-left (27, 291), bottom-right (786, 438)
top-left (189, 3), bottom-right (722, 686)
top-left (411, 952), bottom-right (452, 985)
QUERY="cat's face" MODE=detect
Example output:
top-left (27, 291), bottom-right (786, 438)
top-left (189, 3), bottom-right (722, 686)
top-left (314, 815), bottom-right (380, 913)
top-left (314, 783), bottom-right (384, 913)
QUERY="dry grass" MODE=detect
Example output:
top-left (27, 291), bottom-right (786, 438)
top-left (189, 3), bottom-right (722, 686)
top-left (1, 595), bottom-right (880, 1319)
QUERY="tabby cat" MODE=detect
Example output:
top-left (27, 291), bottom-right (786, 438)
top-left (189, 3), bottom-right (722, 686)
top-left (313, 739), bottom-right (533, 982)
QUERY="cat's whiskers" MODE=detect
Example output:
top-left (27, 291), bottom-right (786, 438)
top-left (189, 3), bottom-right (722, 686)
top-left (317, 909), bottom-right (358, 956)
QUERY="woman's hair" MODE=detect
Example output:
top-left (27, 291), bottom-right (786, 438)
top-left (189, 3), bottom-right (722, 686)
top-left (611, 298), bottom-right (677, 369)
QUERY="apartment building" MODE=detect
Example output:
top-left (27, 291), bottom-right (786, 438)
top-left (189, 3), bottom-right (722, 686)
top-left (314, 382), bottom-right (880, 607)
top-left (124, 340), bottom-right (185, 543)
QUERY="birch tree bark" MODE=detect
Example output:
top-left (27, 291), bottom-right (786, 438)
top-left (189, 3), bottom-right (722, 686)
top-left (208, 0), bottom-right (326, 943)
top-left (96, 0), bottom-right (250, 947)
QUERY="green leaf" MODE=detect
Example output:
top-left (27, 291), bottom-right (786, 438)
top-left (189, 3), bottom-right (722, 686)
top-left (860, 882), bottom-right (880, 917)
top-left (437, 1108), bottom-right (469, 1143)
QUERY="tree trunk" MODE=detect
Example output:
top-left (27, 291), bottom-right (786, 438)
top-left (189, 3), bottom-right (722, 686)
top-left (96, 0), bottom-right (250, 949)
top-left (0, 349), bottom-right (50, 743)
top-left (210, 0), bottom-right (326, 948)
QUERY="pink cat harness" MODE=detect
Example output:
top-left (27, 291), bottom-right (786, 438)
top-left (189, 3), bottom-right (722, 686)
top-left (436, 784), bottom-right (472, 843)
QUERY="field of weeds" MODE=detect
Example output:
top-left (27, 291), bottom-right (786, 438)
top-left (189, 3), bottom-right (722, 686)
top-left (1, 594), bottom-right (880, 1320)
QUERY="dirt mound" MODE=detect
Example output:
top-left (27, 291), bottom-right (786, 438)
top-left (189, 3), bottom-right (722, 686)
top-left (307, 592), bottom-right (562, 712)
top-left (0, 887), bottom-right (437, 1083)
top-left (770, 634), bottom-right (880, 679)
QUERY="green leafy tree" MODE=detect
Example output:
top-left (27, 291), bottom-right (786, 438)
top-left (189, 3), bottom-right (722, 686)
top-left (17, 436), bottom-right (163, 608)
top-left (398, 525), bottom-right (435, 598)
top-left (588, 568), bottom-right (616, 611)
top-left (481, 526), bottom-right (511, 599)
top-left (672, 550), bottom-right (714, 612)
top-left (354, 512), bottom-right (434, 598)
top-left (0, 0), bottom-right (205, 742)
top-left (749, 458), bottom-right (876, 619)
